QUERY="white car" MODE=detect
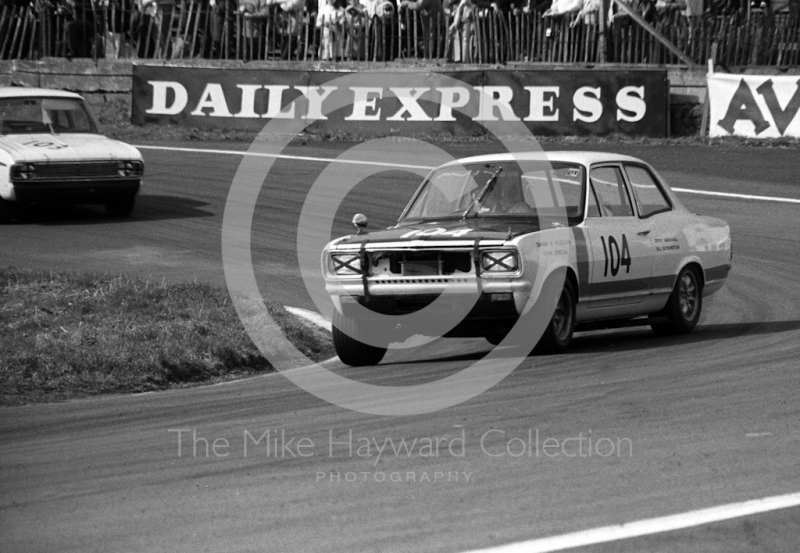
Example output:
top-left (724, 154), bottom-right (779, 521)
top-left (0, 87), bottom-right (143, 223)
top-left (322, 151), bottom-right (732, 366)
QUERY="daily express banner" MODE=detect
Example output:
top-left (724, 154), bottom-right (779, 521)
top-left (132, 66), bottom-right (668, 137)
top-left (709, 73), bottom-right (800, 138)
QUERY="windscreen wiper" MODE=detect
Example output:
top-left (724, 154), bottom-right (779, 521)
top-left (461, 165), bottom-right (503, 220)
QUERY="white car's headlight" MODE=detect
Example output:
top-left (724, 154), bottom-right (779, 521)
top-left (330, 253), bottom-right (362, 275)
top-left (481, 250), bottom-right (519, 273)
top-left (117, 160), bottom-right (144, 177)
top-left (11, 163), bottom-right (36, 181)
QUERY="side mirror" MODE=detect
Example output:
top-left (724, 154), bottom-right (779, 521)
top-left (352, 213), bottom-right (368, 235)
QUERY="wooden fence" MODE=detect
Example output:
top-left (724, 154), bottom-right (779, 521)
top-left (1, 3), bottom-right (798, 66)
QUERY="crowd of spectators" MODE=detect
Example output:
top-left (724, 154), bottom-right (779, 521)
top-left (1, 0), bottom-right (797, 60)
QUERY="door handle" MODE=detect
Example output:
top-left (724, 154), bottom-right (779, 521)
top-left (637, 230), bottom-right (651, 236)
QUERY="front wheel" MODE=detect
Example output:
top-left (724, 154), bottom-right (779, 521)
top-left (651, 266), bottom-right (702, 336)
top-left (105, 194), bottom-right (136, 217)
top-left (0, 197), bottom-right (14, 224)
top-left (332, 310), bottom-right (388, 366)
top-left (535, 278), bottom-right (576, 354)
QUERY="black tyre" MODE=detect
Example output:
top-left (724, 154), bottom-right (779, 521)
top-left (486, 332), bottom-right (506, 346)
top-left (535, 278), bottom-right (576, 354)
top-left (0, 197), bottom-right (14, 224)
top-left (332, 309), bottom-right (388, 366)
top-left (105, 194), bottom-right (136, 217)
top-left (651, 266), bottom-right (702, 336)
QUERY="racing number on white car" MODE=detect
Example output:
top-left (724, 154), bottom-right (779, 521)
top-left (599, 234), bottom-right (632, 277)
top-left (21, 139), bottom-right (67, 150)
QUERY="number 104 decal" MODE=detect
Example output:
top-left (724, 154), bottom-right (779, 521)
top-left (600, 234), bottom-right (632, 276)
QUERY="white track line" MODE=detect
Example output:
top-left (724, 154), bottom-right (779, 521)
top-left (672, 187), bottom-right (800, 204)
top-left (284, 306), bottom-right (331, 332)
top-left (134, 144), bottom-right (433, 170)
top-left (136, 144), bottom-right (800, 206)
top-left (462, 491), bottom-right (800, 553)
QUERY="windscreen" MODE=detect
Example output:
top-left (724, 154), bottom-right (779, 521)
top-left (0, 97), bottom-right (97, 134)
top-left (401, 161), bottom-right (585, 225)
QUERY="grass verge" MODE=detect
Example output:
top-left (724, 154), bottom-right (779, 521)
top-left (103, 121), bottom-right (800, 148)
top-left (0, 267), bottom-right (334, 406)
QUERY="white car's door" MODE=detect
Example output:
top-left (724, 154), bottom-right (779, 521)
top-left (622, 163), bottom-right (681, 298)
top-left (583, 164), bottom-right (654, 308)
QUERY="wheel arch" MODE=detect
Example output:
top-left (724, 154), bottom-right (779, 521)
top-left (679, 260), bottom-right (705, 290)
top-left (565, 266), bottom-right (580, 300)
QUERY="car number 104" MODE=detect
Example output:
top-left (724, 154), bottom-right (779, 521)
top-left (400, 228), bottom-right (474, 238)
top-left (600, 234), bottom-right (632, 277)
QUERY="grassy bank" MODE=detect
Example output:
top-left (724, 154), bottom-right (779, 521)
top-left (102, 121), bottom-right (800, 149)
top-left (0, 268), bottom-right (333, 406)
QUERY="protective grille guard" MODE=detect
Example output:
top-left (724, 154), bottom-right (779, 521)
top-left (359, 241), bottom-right (370, 302)
top-left (472, 239), bottom-right (482, 294)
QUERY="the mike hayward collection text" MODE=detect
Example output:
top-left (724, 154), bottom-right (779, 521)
top-left (168, 427), bottom-right (633, 461)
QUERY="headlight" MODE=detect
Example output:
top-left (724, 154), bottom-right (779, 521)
top-left (11, 163), bottom-right (36, 180)
top-left (330, 253), bottom-right (362, 275)
top-left (481, 250), bottom-right (518, 272)
top-left (117, 160), bottom-right (144, 177)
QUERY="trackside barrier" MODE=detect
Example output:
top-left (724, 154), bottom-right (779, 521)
top-left (131, 65), bottom-right (670, 136)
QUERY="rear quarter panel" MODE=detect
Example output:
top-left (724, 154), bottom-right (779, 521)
top-left (652, 210), bottom-right (731, 296)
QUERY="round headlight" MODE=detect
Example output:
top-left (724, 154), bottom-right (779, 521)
top-left (13, 163), bottom-right (36, 180)
top-left (117, 161), bottom-right (135, 177)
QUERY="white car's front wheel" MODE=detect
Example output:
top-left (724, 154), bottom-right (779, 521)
top-left (332, 309), bottom-right (388, 367)
top-left (535, 278), bottom-right (576, 354)
top-left (0, 197), bottom-right (14, 224)
top-left (105, 194), bottom-right (136, 218)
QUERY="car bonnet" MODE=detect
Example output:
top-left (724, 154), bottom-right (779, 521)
top-left (0, 134), bottom-right (141, 163)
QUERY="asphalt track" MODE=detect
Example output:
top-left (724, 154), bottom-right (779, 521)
top-left (1, 141), bottom-right (799, 552)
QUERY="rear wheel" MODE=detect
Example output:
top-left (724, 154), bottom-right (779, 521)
top-left (535, 278), bottom-right (576, 354)
top-left (651, 266), bottom-right (703, 336)
top-left (332, 309), bottom-right (388, 366)
top-left (105, 194), bottom-right (136, 217)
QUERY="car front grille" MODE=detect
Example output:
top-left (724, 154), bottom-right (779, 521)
top-left (370, 250), bottom-right (473, 277)
top-left (28, 162), bottom-right (121, 181)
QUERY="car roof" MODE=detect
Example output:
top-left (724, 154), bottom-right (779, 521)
top-left (440, 150), bottom-right (645, 167)
top-left (0, 87), bottom-right (84, 100)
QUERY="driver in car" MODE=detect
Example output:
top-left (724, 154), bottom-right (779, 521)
top-left (494, 178), bottom-right (531, 214)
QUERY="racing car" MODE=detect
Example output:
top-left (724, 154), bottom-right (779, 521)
top-left (0, 87), bottom-right (144, 223)
top-left (322, 151), bottom-right (732, 366)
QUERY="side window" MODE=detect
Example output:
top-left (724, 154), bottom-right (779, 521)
top-left (589, 166), bottom-right (633, 217)
top-left (625, 165), bottom-right (672, 218)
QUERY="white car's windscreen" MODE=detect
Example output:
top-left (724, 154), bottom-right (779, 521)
top-left (0, 97), bottom-right (96, 134)
top-left (402, 162), bottom-right (586, 224)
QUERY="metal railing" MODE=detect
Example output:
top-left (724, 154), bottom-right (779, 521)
top-left (1, 2), bottom-right (798, 66)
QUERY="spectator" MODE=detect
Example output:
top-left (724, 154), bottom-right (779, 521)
top-left (258, 0), bottom-right (304, 58)
top-left (98, 0), bottom-right (133, 57)
top-left (132, 0), bottom-right (157, 57)
top-left (59, 0), bottom-right (98, 57)
top-left (239, 0), bottom-right (270, 59)
top-left (153, 0), bottom-right (174, 56)
top-left (472, 0), bottom-right (509, 62)
top-left (209, 0), bottom-right (236, 58)
top-left (448, 0), bottom-right (475, 61)
top-left (399, 0), bottom-right (444, 57)
top-left (364, 0), bottom-right (395, 59)
top-left (316, 0), bottom-right (343, 59)
top-left (343, 0), bottom-right (366, 59)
